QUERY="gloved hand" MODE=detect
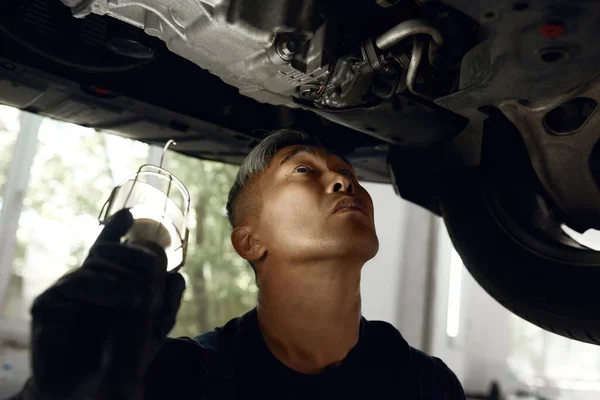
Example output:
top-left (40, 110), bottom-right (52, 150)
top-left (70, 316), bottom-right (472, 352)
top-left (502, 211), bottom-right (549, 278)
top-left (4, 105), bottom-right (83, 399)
top-left (21, 209), bottom-right (186, 400)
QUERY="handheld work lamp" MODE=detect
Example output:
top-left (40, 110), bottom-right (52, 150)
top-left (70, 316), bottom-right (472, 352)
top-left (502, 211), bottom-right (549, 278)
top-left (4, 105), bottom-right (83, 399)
top-left (98, 140), bottom-right (191, 271)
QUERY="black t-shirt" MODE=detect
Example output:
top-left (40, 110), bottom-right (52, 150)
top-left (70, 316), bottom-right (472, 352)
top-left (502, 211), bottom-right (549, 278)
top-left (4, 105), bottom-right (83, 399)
top-left (144, 309), bottom-right (465, 399)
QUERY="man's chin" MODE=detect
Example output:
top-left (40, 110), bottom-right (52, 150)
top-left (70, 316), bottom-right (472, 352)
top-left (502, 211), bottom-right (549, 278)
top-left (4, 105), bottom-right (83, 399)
top-left (332, 232), bottom-right (379, 262)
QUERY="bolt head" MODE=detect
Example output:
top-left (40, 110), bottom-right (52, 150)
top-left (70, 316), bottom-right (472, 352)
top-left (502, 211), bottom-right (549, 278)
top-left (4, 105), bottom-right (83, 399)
top-left (277, 39), bottom-right (297, 60)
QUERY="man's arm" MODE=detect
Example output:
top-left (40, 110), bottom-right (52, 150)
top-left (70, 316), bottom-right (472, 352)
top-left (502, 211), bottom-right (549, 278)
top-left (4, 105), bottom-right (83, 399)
top-left (434, 358), bottom-right (466, 400)
top-left (143, 337), bottom-right (209, 400)
top-left (8, 210), bottom-right (186, 400)
top-left (8, 338), bottom-right (207, 400)
top-left (410, 346), bottom-right (466, 400)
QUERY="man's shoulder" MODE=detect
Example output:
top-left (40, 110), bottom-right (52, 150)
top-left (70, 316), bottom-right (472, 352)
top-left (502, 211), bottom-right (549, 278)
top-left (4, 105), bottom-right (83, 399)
top-left (409, 347), bottom-right (466, 399)
top-left (361, 318), bottom-right (407, 349)
top-left (144, 337), bottom-right (209, 399)
top-left (149, 310), bottom-right (250, 380)
top-left (195, 312), bottom-right (246, 349)
top-left (157, 313), bottom-right (248, 365)
top-left (362, 318), bottom-right (466, 399)
top-left (152, 336), bottom-right (208, 370)
top-left (144, 313), bottom-right (246, 399)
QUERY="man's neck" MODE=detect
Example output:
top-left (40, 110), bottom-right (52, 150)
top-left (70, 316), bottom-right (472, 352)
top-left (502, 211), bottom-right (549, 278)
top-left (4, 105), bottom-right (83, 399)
top-left (256, 260), bottom-right (363, 375)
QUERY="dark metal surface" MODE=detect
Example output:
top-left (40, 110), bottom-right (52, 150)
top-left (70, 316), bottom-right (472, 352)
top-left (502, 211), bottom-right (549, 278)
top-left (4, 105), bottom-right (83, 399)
top-left (310, 98), bottom-right (468, 148)
top-left (434, 0), bottom-right (600, 228)
top-left (0, 54), bottom-right (390, 182)
top-left (305, 10), bottom-right (470, 148)
top-left (60, 0), bottom-right (486, 152)
top-left (436, 0), bottom-right (600, 113)
top-left (0, 0), bottom-right (161, 73)
top-left (62, 0), bottom-right (328, 107)
top-left (500, 73), bottom-right (600, 231)
top-left (435, 0), bottom-right (600, 133)
top-left (314, 56), bottom-right (374, 109)
top-left (375, 18), bottom-right (443, 50)
top-left (4, 0), bottom-right (600, 227)
top-left (0, 0), bottom-right (394, 183)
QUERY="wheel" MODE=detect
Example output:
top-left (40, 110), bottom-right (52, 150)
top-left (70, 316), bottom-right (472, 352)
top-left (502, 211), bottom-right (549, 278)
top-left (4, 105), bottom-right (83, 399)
top-left (439, 111), bottom-right (600, 344)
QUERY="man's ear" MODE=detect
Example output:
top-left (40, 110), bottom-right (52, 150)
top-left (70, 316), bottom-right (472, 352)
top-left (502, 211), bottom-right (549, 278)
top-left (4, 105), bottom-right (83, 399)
top-left (231, 226), bottom-right (267, 262)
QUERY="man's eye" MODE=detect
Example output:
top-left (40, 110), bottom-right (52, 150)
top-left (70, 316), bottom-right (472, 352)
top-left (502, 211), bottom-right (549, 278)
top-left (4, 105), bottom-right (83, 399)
top-left (339, 169), bottom-right (354, 177)
top-left (294, 165), bottom-right (312, 173)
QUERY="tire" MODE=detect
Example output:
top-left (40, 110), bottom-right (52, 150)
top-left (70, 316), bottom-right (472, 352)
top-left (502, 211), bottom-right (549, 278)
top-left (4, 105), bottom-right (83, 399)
top-left (439, 113), bottom-right (600, 345)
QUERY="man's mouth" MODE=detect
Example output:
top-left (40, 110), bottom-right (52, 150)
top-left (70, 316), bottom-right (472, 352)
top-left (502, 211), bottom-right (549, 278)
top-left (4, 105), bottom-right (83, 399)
top-left (332, 197), bottom-right (367, 215)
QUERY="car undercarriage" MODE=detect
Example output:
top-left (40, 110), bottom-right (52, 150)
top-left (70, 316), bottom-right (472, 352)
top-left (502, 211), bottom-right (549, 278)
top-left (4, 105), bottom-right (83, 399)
top-left (1, 0), bottom-right (600, 344)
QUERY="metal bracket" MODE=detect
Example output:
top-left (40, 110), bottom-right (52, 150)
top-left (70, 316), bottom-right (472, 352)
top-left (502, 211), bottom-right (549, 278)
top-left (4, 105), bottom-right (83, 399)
top-left (499, 73), bottom-right (600, 232)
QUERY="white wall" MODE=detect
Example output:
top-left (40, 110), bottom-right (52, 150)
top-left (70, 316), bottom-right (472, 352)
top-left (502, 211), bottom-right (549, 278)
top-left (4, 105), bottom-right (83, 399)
top-left (360, 182), bottom-right (407, 324)
top-left (359, 180), bottom-right (518, 392)
top-left (360, 182), bottom-right (447, 355)
top-left (429, 234), bottom-right (516, 393)
top-left (0, 345), bottom-right (29, 399)
top-left (360, 182), bottom-right (494, 387)
top-left (428, 224), bottom-right (467, 382)
top-left (460, 271), bottom-right (516, 394)
top-left (358, 182), bottom-right (547, 396)
top-left (360, 182), bottom-right (439, 350)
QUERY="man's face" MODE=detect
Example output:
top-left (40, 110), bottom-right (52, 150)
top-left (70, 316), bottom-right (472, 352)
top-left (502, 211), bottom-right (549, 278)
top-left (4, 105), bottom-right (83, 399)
top-left (255, 145), bottom-right (379, 265)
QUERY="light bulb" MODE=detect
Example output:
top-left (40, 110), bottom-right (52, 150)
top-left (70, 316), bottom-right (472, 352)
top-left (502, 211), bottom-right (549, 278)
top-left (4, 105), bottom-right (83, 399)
top-left (99, 164), bottom-right (190, 271)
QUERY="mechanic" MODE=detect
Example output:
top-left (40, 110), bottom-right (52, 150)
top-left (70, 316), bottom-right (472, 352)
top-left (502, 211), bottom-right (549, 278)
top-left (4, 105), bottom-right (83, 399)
top-left (13, 129), bottom-right (465, 400)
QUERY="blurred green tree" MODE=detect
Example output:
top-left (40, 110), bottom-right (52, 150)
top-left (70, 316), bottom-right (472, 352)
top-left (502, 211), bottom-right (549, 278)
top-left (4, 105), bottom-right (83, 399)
top-left (2, 120), bottom-right (150, 319)
top-left (0, 105), bottom-right (20, 202)
top-left (0, 106), bottom-right (256, 336)
top-left (165, 151), bottom-right (257, 338)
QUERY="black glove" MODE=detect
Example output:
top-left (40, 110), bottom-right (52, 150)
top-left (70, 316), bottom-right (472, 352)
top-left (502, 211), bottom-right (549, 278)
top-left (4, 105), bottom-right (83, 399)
top-left (20, 209), bottom-right (186, 400)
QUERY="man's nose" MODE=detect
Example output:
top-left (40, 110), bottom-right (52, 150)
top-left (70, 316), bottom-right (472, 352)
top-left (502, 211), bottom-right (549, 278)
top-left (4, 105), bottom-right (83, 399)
top-left (327, 173), bottom-right (355, 194)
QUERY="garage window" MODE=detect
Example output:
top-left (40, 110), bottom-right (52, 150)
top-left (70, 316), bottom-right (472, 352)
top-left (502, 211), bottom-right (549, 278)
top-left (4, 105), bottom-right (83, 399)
top-left (0, 106), bottom-right (20, 209)
top-left (0, 107), bottom-right (256, 344)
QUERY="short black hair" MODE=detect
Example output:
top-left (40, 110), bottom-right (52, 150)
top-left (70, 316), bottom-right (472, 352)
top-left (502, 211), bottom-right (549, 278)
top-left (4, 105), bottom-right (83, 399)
top-left (226, 129), bottom-right (323, 228)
